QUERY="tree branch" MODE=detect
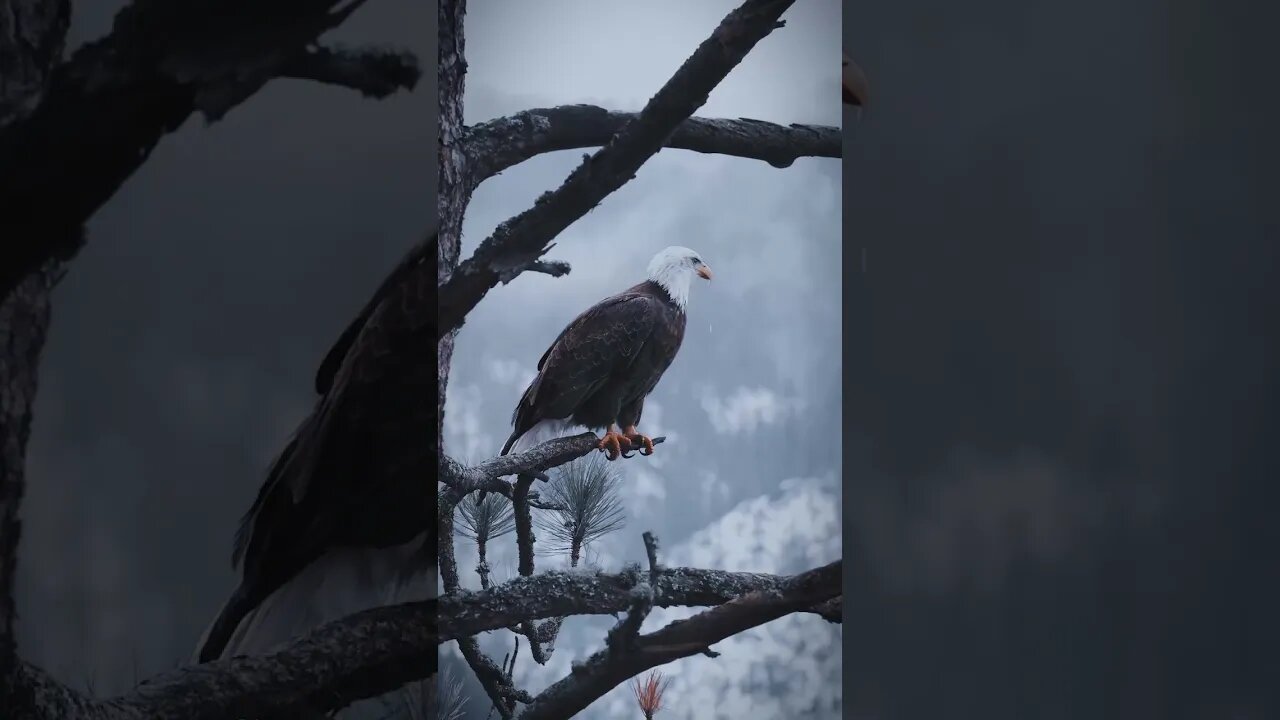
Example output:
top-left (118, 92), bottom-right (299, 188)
top-left (279, 45), bottom-right (420, 99)
top-left (439, 433), bottom-right (668, 497)
top-left (438, 561), bottom-right (839, 642)
top-left (465, 104), bottom-right (839, 185)
top-left (5, 594), bottom-right (437, 720)
top-left (437, 0), bottom-right (799, 339)
top-left (517, 560), bottom-right (842, 720)
top-left (0, 0), bottom-right (420, 300)
top-left (1, 560), bottom-right (838, 718)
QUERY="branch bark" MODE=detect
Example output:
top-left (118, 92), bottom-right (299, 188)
top-left (437, 0), bottom-right (799, 340)
top-left (1, 1), bottom-right (71, 713)
top-left (437, 562), bottom-right (841, 642)
top-left (4, 556), bottom-right (839, 719)
top-left (517, 560), bottom-right (842, 720)
top-left (0, 0), bottom-right (420, 300)
top-left (439, 433), bottom-right (668, 496)
top-left (465, 104), bottom-right (840, 184)
top-left (5, 597), bottom-right (436, 720)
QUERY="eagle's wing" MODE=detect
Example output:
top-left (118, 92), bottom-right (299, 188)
top-left (199, 232), bottom-right (435, 663)
top-left (314, 233), bottom-right (433, 394)
top-left (512, 292), bottom-right (661, 436)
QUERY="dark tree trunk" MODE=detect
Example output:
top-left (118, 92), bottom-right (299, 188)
top-left (437, 0), bottom-right (471, 457)
top-left (0, 0), bottom-right (71, 703)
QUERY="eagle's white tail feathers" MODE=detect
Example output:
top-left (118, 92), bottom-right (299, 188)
top-left (196, 534), bottom-right (434, 718)
top-left (504, 418), bottom-right (584, 459)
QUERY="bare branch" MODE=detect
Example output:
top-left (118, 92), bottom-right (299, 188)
top-left (279, 45), bottom-right (420, 99)
top-left (437, 0), bottom-right (800, 339)
top-left (465, 104), bottom-right (840, 184)
top-left (0, 0), bottom-right (420, 299)
top-left (812, 596), bottom-right (843, 623)
top-left (6, 591), bottom-right (437, 720)
top-left (438, 562), bottom-right (839, 642)
top-left (518, 560), bottom-right (842, 720)
top-left (513, 475), bottom-right (538, 579)
top-left (510, 474), bottom-right (563, 666)
top-left (440, 434), bottom-right (668, 497)
top-left (513, 259), bottom-right (571, 281)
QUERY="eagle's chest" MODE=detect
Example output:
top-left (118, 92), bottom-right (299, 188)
top-left (621, 314), bottom-right (683, 388)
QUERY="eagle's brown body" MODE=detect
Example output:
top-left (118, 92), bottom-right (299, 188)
top-left (502, 279), bottom-right (687, 455)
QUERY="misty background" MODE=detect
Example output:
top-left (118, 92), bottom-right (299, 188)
top-left (442, 1), bottom-right (842, 718)
top-left (14, 0), bottom-right (431, 700)
top-left (846, 0), bottom-right (1279, 718)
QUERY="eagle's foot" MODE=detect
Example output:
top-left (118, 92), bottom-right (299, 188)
top-left (622, 426), bottom-right (655, 456)
top-left (598, 428), bottom-right (629, 461)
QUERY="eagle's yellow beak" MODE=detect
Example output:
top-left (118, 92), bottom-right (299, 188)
top-left (696, 264), bottom-right (713, 281)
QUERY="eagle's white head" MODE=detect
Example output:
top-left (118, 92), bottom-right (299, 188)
top-left (647, 245), bottom-right (712, 310)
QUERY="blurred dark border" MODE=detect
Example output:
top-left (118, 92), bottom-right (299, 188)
top-left (843, 1), bottom-right (1280, 718)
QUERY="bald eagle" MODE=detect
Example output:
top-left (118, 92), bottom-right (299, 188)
top-left (501, 246), bottom-right (712, 461)
top-left (194, 232), bottom-right (436, 673)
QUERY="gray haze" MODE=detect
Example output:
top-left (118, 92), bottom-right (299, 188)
top-left (444, 1), bottom-right (842, 718)
top-left (15, 0), bottom-right (431, 697)
top-left (845, 0), bottom-right (1280, 718)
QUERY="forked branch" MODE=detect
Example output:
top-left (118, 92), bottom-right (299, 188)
top-left (437, 0), bottom-right (799, 338)
top-left (518, 560), bottom-right (842, 720)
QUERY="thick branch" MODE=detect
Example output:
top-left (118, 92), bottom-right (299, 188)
top-left (437, 0), bottom-right (799, 338)
top-left (438, 562), bottom-right (838, 642)
top-left (6, 595), bottom-right (436, 720)
top-left (518, 560), bottom-right (842, 720)
top-left (465, 104), bottom-right (839, 184)
top-left (0, 0), bottom-right (420, 300)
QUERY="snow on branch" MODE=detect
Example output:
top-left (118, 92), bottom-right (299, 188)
top-left (0, 0), bottom-right (420, 300)
top-left (465, 104), bottom-right (840, 185)
top-left (437, 0), bottom-right (800, 339)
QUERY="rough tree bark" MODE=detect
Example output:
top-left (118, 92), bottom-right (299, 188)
top-left (0, 1), bottom-right (72, 712)
top-left (0, 0), bottom-right (421, 299)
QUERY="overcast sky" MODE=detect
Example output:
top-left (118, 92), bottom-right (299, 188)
top-left (443, 1), bottom-right (843, 718)
top-left (15, 0), bottom-right (430, 702)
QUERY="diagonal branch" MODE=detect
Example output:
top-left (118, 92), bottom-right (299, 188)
top-left (464, 104), bottom-right (840, 186)
top-left (437, 0), bottom-right (799, 339)
top-left (0, 0), bottom-right (420, 300)
top-left (517, 560), bottom-right (842, 720)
